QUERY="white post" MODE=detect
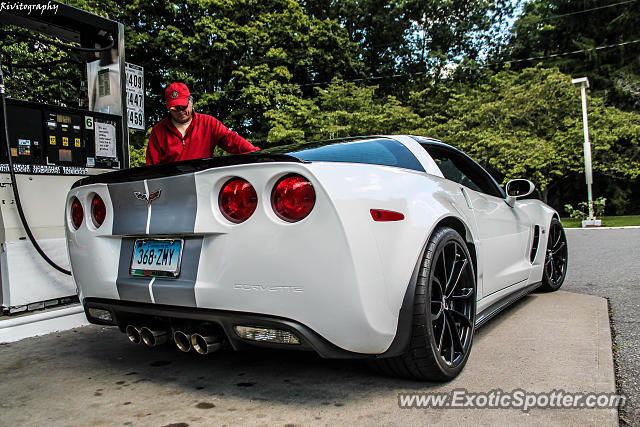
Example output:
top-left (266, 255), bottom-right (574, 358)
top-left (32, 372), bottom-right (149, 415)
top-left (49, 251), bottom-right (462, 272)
top-left (571, 77), bottom-right (597, 224)
top-left (579, 84), bottom-right (594, 220)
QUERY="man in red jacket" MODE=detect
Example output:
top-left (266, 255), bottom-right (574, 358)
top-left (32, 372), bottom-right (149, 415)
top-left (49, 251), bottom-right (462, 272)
top-left (146, 82), bottom-right (259, 165)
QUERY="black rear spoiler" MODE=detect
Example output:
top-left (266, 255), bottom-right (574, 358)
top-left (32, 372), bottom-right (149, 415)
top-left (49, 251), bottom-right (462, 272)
top-left (71, 153), bottom-right (304, 189)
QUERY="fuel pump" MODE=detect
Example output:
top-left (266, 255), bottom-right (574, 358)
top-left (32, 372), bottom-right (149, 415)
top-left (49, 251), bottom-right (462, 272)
top-left (0, 2), bottom-right (130, 313)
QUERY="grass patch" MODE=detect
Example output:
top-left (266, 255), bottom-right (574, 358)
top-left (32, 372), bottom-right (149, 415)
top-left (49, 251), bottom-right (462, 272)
top-left (560, 215), bottom-right (640, 228)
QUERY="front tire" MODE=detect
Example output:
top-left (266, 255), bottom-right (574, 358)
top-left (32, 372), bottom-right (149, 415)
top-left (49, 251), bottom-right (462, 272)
top-left (539, 218), bottom-right (568, 292)
top-left (373, 227), bottom-right (476, 381)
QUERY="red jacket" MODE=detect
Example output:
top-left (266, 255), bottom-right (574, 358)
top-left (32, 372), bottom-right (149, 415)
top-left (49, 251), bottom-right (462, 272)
top-left (146, 112), bottom-right (259, 165)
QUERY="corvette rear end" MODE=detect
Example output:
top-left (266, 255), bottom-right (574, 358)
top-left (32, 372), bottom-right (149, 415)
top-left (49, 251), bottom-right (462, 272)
top-left (66, 148), bottom-right (441, 357)
top-left (66, 136), bottom-right (568, 381)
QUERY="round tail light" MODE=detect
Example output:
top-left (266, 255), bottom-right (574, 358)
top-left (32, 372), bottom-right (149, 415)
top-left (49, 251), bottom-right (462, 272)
top-left (219, 178), bottom-right (258, 223)
top-left (271, 175), bottom-right (315, 222)
top-left (91, 194), bottom-right (106, 228)
top-left (71, 197), bottom-right (83, 230)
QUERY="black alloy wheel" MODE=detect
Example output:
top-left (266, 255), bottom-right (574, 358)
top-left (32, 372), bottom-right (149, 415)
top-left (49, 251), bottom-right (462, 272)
top-left (429, 236), bottom-right (475, 368)
top-left (540, 218), bottom-right (568, 292)
top-left (372, 227), bottom-right (476, 381)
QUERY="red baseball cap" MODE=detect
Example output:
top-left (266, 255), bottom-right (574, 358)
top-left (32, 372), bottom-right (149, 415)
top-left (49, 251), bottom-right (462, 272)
top-left (165, 82), bottom-right (190, 108)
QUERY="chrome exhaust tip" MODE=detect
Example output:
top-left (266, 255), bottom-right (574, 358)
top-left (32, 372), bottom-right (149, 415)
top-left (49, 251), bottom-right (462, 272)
top-left (173, 330), bottom-right (192, 352)
top-left (125, 325), bottom-right (142, 344)
top-left (140, 327), bottom-right (169, 347)
top-left (191, 333), bottom-right (222, 355)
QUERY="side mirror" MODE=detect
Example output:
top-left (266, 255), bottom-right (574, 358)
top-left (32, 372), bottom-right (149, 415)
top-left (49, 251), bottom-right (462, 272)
top-left (505, 179), bottom-right (535, 208)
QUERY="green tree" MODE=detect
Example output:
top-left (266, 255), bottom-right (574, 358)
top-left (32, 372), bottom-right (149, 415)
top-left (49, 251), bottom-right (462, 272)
top-left (264, 81), bottom-right (425, 145)
top-left (109, 0), bottom-right (361, 144)
top-left (412, 66), bottom-right (640, 203)
top-left (503, 0), bottom-right (640, 110)
top-left (300, 0), bottom-right (516, 88)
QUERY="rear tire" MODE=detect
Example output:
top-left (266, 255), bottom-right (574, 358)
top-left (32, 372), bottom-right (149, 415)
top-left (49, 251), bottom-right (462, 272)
top-left (539, 218), bottom-right (568, 292)
top-left (372, 227), bottom-right (476, 381)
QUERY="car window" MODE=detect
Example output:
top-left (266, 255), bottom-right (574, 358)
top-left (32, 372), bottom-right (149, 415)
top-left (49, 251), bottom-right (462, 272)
top-left (283, 138), bottom-right (425, 172)
top-left (421, 144), bottom-right (505, 198)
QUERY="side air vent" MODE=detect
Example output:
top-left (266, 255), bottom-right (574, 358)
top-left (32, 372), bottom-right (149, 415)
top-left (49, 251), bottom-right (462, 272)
top-left (530, 225), bottom-right (541, 263)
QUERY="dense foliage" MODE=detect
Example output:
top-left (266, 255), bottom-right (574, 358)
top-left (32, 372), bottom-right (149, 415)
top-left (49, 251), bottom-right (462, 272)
top-left (503, 0), bottom-right (640, 110)
top-left (1, 0), bottom-right (639, 214)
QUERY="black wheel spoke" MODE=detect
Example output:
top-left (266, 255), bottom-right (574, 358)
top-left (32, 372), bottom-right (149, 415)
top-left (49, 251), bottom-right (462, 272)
top-left (451, 288), bottom-right (474, 300)
top-left (545, 254), bottom-right (553, 267)
top-left (440, 249), bottom-right (448, 284)
top-left (446, 258), bottom-right (468, 299)
top-left (444, 313), bottom-right (459, 361)
top-left (443, 243), bottom-right (463, 293)
top-left (553, 258), bottom-right (565, 281)
top-left (448, 308), bottom-right (473, 328)
top-left (437, 314), bottom-right (447, 352)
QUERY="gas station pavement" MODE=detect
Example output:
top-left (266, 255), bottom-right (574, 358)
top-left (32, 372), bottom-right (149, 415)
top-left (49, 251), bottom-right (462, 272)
top-left (0, 290), bottom-right (617, 426)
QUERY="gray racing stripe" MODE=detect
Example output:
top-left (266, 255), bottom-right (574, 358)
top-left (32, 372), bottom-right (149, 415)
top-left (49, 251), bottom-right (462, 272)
top-left (151, 237), bottom-right (202, 307)
top-left (108, 181), bottom-right (148, 235)
top-left (148, 174), bottom-right (197, 234)
top-left (111, 173), bottom-right (199, 304)
top-left (116, 238), bottom-right (152, 303)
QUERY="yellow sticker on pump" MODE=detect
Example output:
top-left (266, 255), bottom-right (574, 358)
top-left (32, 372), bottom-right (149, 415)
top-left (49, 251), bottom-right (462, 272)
top-left (62, 137), bottom-right (69, 146)
top-left (49, 135), bottom-right (56, 145)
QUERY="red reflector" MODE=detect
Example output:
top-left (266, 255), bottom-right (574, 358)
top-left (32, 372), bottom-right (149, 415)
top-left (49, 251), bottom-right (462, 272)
top-left (91, 194), bottom-right (106, 228)
top-left (219, 178), bottom-right (258, 223)
top-left (71, 197), bottom-right (83, 229)
top-left (370, 209), bottom-right (405, 222)
top-left (272, 175), bottom-right (315, 222)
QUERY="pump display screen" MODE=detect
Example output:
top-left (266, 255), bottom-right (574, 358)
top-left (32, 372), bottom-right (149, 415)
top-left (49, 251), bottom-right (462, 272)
top-left (57, 114), bottom-right (72, 124)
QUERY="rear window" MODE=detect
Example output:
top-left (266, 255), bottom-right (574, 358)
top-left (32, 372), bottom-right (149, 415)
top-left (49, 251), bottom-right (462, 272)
top-left (281, 138), bottom-right (425, 172)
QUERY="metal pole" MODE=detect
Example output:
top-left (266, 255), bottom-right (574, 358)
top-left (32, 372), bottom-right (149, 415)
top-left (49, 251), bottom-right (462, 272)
top-left (579, 85), bottom-right (594, 220)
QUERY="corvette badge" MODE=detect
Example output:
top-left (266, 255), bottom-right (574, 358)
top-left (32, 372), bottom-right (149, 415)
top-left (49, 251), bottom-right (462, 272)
top-left (134, 189), bottom-right (162, 206)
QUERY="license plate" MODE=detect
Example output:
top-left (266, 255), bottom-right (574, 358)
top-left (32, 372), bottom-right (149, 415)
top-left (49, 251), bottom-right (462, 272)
top-left (130, 239), bottom-right (183, 278)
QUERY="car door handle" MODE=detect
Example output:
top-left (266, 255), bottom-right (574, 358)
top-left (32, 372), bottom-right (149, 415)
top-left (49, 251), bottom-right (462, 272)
top-left (460, 187), bottom-right (473, 209)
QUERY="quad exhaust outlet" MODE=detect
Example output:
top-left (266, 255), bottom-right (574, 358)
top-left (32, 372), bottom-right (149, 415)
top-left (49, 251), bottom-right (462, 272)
top-left (126, 325), bottom-right (170, 347)
top-left (173, 330), bottom-right (192, 352)
top-left (191, 332), bottom-right (222, 355)
top-left (126, 325), bottom-right (222, 354)
top-left (140, 327), bottom-right (169, 347)
top-left (125, 325), bottom-right (141, 344)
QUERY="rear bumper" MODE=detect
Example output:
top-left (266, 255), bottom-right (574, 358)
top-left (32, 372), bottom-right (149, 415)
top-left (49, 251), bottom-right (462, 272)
top-left (83, 297), bottom-right (374, 359)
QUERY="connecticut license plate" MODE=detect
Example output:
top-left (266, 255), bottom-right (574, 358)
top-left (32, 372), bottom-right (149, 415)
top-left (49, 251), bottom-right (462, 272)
top-left (130, 239), bottom-right (183, 278)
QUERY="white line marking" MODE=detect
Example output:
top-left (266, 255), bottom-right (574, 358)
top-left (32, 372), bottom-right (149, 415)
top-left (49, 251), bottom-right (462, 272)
top-left (144, 179), bottom-right (151, 234)
top-left (148, 277), bottom-right (156, 303)
top-left (565, 226), bottom-right (640, 230)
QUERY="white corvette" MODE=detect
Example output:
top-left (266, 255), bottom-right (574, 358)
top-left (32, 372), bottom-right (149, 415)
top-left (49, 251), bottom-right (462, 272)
top-left (65, 135), bottom-right (568, 380)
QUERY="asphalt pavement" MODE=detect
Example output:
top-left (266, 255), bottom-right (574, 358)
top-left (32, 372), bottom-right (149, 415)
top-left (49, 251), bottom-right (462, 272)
top-left (563, 227), bottom-right (640, 426)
